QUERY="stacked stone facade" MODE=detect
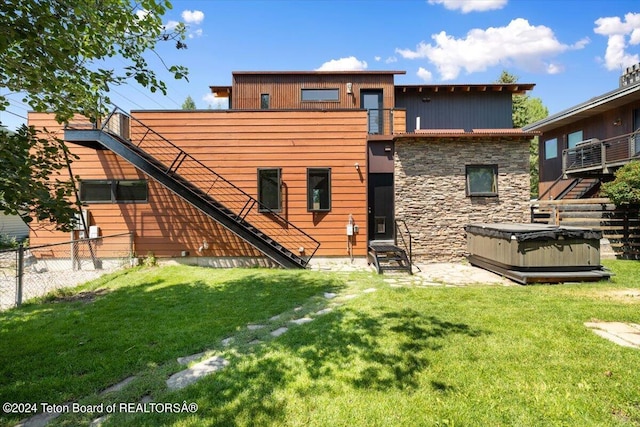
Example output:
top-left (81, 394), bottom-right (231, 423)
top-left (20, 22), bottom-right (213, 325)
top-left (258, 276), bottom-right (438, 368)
top-left (394, 137), bottom-right (530, 262)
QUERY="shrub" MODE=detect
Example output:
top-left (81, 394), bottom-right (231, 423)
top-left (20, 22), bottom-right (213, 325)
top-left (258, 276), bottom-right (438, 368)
top-left (601, 160), bottom-right (640, 206)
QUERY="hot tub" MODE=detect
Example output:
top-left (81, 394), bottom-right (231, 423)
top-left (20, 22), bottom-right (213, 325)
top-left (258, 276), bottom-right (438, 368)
top-left (465, 223), bottom-right (612, 284)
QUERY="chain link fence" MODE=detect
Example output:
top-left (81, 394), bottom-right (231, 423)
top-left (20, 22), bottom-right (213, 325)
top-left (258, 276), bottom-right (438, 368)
top-left (0, 233), bottom-right (133, 310)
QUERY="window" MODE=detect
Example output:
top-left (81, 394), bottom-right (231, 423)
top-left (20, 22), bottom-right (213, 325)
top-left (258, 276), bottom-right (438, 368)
top-left (80, 180), bottom-right (148, 203)
top-left (307, 168), bottom-right (331, 211)
top-left (544, 138), bottom-right (558, 160)
top-left (301, 88), bottom-right (339, 102)
top-left (568, 130), bottom-right (584, 149)
top-left (466, 165), bottom-right (498, 197)
top-left (257, 168), bottom-right (281, 212)
top-left (260, 94), bottom-right (270, 109)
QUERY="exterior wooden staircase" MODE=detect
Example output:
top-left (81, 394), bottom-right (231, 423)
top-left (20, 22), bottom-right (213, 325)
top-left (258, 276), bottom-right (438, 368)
top-left (64, 108), bottom-right (319, 269)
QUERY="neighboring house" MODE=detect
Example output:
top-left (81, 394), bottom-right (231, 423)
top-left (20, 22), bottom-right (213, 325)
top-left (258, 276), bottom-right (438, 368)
top-left (0, 212), bottom-right (28, 242)
top-left (524, 63), bottom-right (640, 200)
top-left (27, 70), bottom-right (537, 266)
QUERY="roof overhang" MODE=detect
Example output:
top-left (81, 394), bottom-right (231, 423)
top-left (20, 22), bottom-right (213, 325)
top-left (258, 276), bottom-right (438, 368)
top-left (395, 128), bottom-right (540, 141)
top-left (523, 82), bottom-right (640, 132)
top-left (232, 70), bottom-right (406, 76)
top-left (395, 83), bottom-right (535, 95)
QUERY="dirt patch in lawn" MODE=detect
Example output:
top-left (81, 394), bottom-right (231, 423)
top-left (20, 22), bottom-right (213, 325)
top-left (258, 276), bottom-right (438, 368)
top-left (48, 288), bottom-right (110, 304)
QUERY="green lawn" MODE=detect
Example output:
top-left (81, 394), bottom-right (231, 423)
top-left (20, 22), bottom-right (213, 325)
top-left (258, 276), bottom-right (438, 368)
top-left (1, 261), bottom-right (640, 426)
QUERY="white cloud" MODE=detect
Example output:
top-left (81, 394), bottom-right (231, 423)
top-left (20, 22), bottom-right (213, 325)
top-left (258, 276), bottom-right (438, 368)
top-left (189, 28), bottom-right (203, 39)
top-left (164, 20), bottom-right (180, 31)
top-left (385, 56), bottom-right (398, 64)
top-left (428, 0), bottom-right (507, 14)
top-left (594, 13), bottom-right (640, 70)
top-left (315, 56), bottom-right (368, 71)
top-left (182, 10), bottom-right (205, 25)
top-left (374, 56), bottom-right (382, 62)
top-left (396, 18), bottom-right (580, 80)
top-left (546, 63), bottom-right (563, 74)
top-left (417, 67), bottom-right (433, 82)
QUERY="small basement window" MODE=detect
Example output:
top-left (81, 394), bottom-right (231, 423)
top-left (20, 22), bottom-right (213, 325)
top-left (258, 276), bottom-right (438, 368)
top-left (80, 180), bottom-right (148, 203)
top-left (307, 168), bottom-right (331, 211)
top-left (301, 88), bottom-right (339, 102)
top-left (466, 165), bottom-right (498, 197)
top-left (257, 168), bottom-right (282, 212)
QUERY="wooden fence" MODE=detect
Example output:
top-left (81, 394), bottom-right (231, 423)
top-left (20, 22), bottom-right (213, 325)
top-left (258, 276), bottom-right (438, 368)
top-left (531, 198), bottom-right (640, 259)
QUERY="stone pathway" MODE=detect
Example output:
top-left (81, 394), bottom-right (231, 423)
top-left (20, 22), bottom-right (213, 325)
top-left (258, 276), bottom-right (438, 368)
top-left (585, 322), bottom-right (640, 349)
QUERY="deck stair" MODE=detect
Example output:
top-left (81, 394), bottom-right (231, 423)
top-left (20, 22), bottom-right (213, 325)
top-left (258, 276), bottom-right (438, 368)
top-left (64, 107), bottom-right (319, 269)
top-left (557, 177), bottom-right (601, 200)
top-left (368, 243), bottom-right (412, 274)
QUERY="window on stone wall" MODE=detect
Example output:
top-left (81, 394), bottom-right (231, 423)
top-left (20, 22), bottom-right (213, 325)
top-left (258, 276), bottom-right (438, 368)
top-left (466, 165), bottom-right (498, 197)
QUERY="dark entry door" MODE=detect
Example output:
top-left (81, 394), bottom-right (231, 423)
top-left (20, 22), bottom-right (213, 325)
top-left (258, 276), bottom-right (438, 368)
top-left (368, 173), bottom-right (394, 241)
top-left (361, 90), bottom-right (383, 134)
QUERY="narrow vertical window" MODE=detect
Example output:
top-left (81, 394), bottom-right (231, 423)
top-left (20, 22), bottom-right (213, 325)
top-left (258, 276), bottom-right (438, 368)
top-left (307, 168), bottom-right (331, 211)
top-left (260, 94), bottom-right (270, 109)
top-left (257, 168), bottom-right (281, 212)
top-left (544, 138), bottom-right (558, 160)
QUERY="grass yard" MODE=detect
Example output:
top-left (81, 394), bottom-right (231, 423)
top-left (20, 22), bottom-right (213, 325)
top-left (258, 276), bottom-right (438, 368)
top-left (1, 260), bottom-right (640, 426)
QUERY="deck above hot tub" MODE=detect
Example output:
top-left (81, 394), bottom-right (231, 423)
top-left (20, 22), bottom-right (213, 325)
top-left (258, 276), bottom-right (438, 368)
top-left (465, 223), bottom-right (612, 284)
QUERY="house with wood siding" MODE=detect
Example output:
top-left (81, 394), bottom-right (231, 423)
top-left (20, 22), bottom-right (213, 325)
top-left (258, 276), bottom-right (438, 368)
top-left (524, 64), bottom-right (640, 200)
top-left (27, 70), bottom-right (537, 268)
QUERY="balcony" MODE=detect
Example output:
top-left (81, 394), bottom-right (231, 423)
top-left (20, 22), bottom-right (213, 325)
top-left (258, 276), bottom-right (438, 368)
top-left (366, 109), bottom-right (406, 139)
top-left (563, 130), bottom-right (640, 176)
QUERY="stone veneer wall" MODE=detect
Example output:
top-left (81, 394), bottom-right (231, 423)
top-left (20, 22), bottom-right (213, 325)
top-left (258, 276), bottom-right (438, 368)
top-left (394, 138), bottom-right (530, 262)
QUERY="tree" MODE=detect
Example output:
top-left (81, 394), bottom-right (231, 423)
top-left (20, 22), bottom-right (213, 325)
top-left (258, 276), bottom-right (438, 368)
top-left (496, 71), bottom-right (549, 198)
top-left (0, 127), bottom-right (78, 231)
top-left (0, 0), bottom-right (188, 122)
top-left (182, 96), bottom-right (196, 110)
top-left (0, 0), bottom-right (188, 230)
top-left (601, 161), bottom-right (640, 206)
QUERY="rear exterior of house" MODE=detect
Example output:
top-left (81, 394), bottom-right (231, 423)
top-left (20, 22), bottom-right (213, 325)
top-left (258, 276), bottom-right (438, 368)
top-left (28, 71), bottom-right (537, 266)
top-left (525, 64), bottom-right (640, 200)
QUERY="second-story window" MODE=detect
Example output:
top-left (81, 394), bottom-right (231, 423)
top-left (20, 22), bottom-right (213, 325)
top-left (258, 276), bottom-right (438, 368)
top-left (568, 130), bottom-right (584, 149)
top-left (544, 138), bottom-right (558, 160)
top-left (260, 94), bottom-right (270, 109)
top-left (301, 89), bottom-right (339, 102)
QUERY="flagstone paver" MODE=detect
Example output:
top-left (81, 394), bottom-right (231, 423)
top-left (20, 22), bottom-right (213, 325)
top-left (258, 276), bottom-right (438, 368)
top-left (270, 327), bottom-right (289, 337)
top-left (166, 356), bottom-right (229, 391)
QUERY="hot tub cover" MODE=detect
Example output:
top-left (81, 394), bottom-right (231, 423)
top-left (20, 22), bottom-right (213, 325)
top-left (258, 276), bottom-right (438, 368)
top-left (465, 223), bottom-right (602, 242)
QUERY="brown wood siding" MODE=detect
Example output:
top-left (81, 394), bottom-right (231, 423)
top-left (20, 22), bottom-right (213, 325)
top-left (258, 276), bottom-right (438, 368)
top-left (28, 110), bottom-right (369, 258)
top-left (232, 73), bottom-right (396, 111)
top-left (539, 99), bottom-right (640, 186)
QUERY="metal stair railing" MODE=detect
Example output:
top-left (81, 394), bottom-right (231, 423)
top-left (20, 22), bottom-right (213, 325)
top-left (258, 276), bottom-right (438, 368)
top-left (394, 219), bottom-right (416, 274)
top-left (96, 107), bottom-right (320, 266)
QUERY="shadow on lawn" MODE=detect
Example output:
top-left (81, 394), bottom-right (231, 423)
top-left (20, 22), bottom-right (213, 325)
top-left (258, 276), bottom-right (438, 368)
top-left (175, 306), bottom-right (484, 426)
top-left (0, 268), bottom-right (342, 424)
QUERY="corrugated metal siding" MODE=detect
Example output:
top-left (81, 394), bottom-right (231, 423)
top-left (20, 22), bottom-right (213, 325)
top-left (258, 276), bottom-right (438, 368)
top-left (0, 213), bottom-right (28, 240)
top-left (396, 91), bottom-right (513, 131)
top-left (232, 73), bottom-right (395, 111)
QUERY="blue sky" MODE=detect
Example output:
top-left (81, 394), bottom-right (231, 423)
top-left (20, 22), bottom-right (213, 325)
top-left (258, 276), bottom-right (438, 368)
top-left (2, 0), bottom-right (640, 130)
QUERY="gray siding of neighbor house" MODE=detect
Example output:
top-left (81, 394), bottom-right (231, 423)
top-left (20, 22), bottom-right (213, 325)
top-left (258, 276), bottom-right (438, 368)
top-left (395, 92), bottom-right (513, 132)
top-left (0, 213), bottom-right (29, 240)
top-left (394, 138), bottom-right (530, 262)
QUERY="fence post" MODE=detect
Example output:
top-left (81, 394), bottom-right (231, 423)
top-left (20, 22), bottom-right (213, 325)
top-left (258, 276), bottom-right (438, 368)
top-left (16, 244), bottom-right (24, 307)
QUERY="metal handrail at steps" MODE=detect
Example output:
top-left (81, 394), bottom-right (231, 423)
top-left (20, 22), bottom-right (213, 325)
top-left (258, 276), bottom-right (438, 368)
top-left (394, 219), bottom-right (416, 274)
top-left (65, 107), bottom-right (320, 268)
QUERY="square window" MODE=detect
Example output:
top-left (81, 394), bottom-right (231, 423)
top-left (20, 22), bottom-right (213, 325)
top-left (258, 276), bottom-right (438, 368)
top-left (466, 165), bottom-right (498, 197)
top-left (257, 168), bottom-right (282, 212)
top-left (79, 179), bottom-right (148, 203)
top-left (544, 138), bottom-right (558, 160)
top-left (568, 130), bottom-right (583, 149)
top-left (307, 168), bottom-right (331, 211)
